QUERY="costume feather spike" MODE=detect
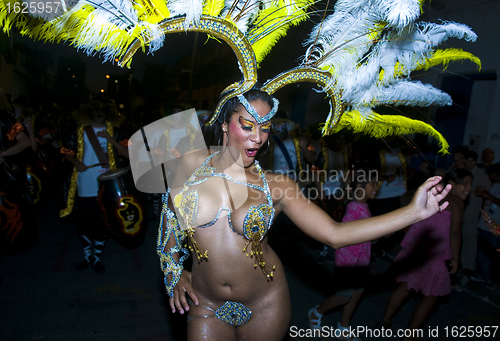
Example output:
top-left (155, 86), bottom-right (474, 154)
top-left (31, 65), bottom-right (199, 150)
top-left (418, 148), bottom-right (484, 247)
top-left (333, 108), bottom-right (449, 154)
top-left (221, 0), bottom-right (260, 35)
top-left (247, 0), bottom-right (313, 65)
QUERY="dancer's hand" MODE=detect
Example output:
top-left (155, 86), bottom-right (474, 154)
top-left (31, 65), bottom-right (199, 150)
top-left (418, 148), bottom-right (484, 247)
top-left (410, 177), bottom-right (451, 222)
top-left (170, 271), bottom-right (198, 314)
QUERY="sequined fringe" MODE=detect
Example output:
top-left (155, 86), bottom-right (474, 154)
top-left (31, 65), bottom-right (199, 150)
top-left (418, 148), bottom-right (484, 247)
top-left (243, 235), bottom-right (275, 280)
top-left (185, 228), bottom-right (208, 261)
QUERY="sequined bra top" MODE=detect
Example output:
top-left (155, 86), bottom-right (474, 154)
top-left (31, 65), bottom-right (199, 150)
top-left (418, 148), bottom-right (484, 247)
top-left (173, 151), bottom-right (276, 278)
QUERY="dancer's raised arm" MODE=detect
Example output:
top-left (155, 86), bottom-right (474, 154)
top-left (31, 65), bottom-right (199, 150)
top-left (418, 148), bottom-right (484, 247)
top-left (272, 176), bottom-right (451, 249)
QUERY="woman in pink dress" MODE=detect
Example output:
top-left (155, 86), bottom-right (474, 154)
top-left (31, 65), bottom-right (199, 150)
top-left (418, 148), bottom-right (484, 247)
top-left (377, 168), bottom-right (472, 340)
top-left (308, 167), bottom-right (379, 340)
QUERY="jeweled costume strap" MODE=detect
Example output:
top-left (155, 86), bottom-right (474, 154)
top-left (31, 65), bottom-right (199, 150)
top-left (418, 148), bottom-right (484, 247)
top-left (157, 188), bottom-right (190, 297)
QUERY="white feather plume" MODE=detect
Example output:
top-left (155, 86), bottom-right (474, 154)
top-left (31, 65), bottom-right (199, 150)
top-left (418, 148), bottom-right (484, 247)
top-left (51, 0), bottom-right (164, 61)
top-left (372, 21), bottom-right (477, 84)
top-left (303, 0), bottom-right (423, 92)
top-left (303, 4), bottom-right (383, 92)
top-left (375, 0), bottom-right (420, 27)
top-left (168, 0), bottom-right (203, 26)
top-left (302, 0), bottom-right (476, 120)
top-left (417, 21), bottom-right (478, 44)
top-left (355, 80), bottom-right (453, 107)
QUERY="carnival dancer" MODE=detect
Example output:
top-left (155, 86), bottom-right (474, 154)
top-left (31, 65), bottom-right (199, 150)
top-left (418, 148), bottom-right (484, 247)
top-left (2, 0), bottom-right (475, 338)
top-left (159, 89), bottom-right (451, 340)
top-left (60, 98), bottom-right (129, 273)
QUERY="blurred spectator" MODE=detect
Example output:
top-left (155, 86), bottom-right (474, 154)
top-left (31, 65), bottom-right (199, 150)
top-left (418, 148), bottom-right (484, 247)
top-left (475, 163), bottom-right (500, 284)
top-left (446, 146), bottom-right (469, 173)
top-left (478, 147), bottom-right (495, 173)
top-left (461, 151), bottom-right (491, 280)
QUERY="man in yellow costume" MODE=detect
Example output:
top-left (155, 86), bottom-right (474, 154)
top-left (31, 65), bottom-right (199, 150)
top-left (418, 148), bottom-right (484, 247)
top-left (60, 98), bottom-right (129, 273)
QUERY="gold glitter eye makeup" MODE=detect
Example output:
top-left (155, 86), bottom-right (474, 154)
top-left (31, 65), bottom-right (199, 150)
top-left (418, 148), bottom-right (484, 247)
top-left (239, 116), bottom-right (255, 132)
top-left (261, 123), bottom-right (271, 133)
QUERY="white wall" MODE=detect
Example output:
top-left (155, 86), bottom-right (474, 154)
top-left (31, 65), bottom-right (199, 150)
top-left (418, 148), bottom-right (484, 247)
top-left (423, 0), bottom-right (500, 163)
top-left (464, 80), bottom-right (496, 155)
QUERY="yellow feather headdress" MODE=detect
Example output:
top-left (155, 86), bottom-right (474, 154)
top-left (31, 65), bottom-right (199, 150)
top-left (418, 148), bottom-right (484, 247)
top-left (0, 0), bottom-right (480, 153)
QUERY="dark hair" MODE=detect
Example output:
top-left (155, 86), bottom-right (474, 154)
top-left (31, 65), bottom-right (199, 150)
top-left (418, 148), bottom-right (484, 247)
top-left (350, 161), bottom-right (379, 188)
top-left (75, 96), bottom-right (123, 126)
top-left (202, 89), bottom-right (276, 147)
top-left (274, 109), bottom-right (288, 120)
top-left (443, 168), bottom-right (472, 185)
top-left (465, 151), bottom-right (478, 161)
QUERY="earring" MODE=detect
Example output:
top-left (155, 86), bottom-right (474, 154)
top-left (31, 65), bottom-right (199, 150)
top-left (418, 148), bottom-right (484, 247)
top-left (218, 130), bottom-right (228, 147)
top-left (258, 139), bottom-right (270, 156)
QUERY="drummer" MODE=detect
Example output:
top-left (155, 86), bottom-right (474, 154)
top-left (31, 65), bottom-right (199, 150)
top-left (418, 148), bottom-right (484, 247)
top-left (0, 91), bottom-right (31, 183)
top-left (1, 94), bottom-right (36, 261)
top-left (60, 96), bottom-right (129, 273)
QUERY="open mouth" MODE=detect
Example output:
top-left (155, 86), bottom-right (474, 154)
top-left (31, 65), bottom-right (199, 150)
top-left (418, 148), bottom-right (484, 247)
top-left (245, 149), bottom-right (258, 157)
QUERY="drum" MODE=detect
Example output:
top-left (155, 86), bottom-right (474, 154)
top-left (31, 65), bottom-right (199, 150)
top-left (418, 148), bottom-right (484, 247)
top-left (0, 164), bottom-right (38, 255)
top-left (97, 166), bottom-right (147, 249)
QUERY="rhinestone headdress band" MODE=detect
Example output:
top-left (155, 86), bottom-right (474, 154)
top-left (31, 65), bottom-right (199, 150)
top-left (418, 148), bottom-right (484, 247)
top-left (236, 95), bottom-right (280, 124)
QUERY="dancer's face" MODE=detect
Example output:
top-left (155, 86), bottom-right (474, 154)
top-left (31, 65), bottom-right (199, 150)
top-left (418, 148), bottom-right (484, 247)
top-left (449, 176), bottom-right (472, 200)
top-left (223, 99), bottom-right (272, 168)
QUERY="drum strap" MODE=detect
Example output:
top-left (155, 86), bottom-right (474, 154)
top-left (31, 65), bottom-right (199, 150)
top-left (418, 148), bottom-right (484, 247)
top-left (85, 125), bottom-right (109, 168)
